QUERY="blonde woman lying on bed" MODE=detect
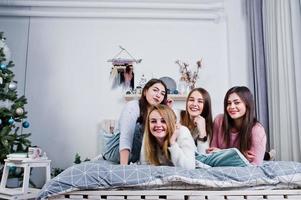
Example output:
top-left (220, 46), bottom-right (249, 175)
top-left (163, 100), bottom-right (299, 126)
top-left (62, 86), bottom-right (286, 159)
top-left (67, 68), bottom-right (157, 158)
top-left (139, 104), bottom-right (196, 169)
top-left (139, 105), bottom-right (250, 170)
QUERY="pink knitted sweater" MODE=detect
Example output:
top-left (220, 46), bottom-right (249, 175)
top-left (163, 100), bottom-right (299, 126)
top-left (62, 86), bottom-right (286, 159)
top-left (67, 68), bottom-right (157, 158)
top-left (211, 114), bottom-right (267, 165)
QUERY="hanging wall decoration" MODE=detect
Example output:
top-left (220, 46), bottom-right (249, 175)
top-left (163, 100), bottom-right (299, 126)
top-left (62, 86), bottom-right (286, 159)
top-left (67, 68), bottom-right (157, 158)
top-left (108, 46), bottom-right (142, 92)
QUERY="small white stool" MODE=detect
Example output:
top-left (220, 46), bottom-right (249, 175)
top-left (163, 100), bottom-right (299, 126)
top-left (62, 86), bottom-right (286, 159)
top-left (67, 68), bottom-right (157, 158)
top-left (0, 158), bottom-right (51, 199)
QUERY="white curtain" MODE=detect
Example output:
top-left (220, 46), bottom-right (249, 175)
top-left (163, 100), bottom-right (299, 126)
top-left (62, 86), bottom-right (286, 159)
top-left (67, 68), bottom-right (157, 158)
top-left (263, 0), bottom-right (301, 161)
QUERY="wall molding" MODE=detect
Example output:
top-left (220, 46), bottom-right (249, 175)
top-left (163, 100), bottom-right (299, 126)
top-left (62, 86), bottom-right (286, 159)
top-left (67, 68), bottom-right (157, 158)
top-left (0, 0), bottom-right (224, 21)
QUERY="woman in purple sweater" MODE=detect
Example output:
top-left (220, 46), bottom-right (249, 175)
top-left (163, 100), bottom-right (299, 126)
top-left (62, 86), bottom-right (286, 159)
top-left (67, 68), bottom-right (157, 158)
top-left (208, 86), bottom-right (267, 165)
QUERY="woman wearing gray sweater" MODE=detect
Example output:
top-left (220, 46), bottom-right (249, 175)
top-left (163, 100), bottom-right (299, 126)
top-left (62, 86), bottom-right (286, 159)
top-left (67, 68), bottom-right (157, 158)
top-left (103, 79), bottom-right (168, 165)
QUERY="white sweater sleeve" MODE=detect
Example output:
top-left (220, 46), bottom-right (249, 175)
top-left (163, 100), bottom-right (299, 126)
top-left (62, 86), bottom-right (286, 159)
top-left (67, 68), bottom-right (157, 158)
top-left (168, 126), bottom-right (196, 170)
top-left (196, 139), bottom-right (209, 154)
top-left (118, 100), bottom-right (140, 152)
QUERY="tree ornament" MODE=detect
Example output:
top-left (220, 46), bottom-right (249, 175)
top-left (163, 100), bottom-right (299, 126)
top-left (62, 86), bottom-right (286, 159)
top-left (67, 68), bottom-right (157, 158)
top-left (8, 82), bottom-right (17, 90)
top-left (0, 77), bottom-right (3, 84)
top-left (0, 64), bottom-right (6, 70)
top-left (8, 117), bottom-right (15, 125)
top-left (15, 107), bottom-right (24, 115)
top-left (22, 121), bottom-right (30, 128)
top-left (0, 118), bottom-right (2, 125)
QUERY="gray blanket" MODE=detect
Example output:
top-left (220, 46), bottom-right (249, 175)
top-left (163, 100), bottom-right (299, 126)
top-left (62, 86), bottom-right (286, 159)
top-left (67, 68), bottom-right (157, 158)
top-left (38, 160), bottom-right (301, 199)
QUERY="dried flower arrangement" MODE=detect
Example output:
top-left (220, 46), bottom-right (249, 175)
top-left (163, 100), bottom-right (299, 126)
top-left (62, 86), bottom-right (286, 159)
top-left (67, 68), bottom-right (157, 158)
top-left (175, 59), bottom-right (202, 90)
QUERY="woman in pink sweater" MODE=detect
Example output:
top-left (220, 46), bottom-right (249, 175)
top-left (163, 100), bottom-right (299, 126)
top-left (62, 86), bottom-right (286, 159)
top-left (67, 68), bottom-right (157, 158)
top-left (208, 86), bottom-right (267, 165)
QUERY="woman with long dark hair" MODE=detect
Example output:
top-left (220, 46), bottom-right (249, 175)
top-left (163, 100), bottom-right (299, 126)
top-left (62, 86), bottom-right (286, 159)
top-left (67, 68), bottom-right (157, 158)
top-left (179, 88), bottom-right (213, 153)
top-left (103, 78), bottom-right (168, 165)
top-left (208, 86), bottom-right (267, 165)
top-left (179, 88), bottom-right (250, 167)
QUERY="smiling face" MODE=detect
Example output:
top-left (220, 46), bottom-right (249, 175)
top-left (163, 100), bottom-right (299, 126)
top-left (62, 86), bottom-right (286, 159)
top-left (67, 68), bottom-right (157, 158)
top-left (148, 110), bottom-right (167, 144)
top-left (144, 83), bottom-right (166, 106)
top-left (187, 90), bottom-right (204, 118)
top-left (226, 92), bottom-right (247, 120)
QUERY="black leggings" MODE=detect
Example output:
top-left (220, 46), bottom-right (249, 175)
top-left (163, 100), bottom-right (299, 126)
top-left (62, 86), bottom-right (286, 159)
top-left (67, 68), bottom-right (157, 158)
top-left (263, 151), bottom-right (270, 160)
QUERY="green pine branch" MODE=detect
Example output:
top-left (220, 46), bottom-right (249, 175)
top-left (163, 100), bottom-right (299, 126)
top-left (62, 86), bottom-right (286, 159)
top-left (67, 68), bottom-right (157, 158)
top-left (0, 32), bottom-right (32, 165)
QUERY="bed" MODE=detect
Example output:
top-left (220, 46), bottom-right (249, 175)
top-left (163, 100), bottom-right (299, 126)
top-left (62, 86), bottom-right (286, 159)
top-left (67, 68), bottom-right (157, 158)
top-left (38, 159), bottom-right (301, 199)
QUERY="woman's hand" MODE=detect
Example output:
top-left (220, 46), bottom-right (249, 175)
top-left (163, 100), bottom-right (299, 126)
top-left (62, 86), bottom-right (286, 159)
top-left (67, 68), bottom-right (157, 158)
top-left (194, 116), bottom-right (206, 138)
top-left (244, 150), bottom-right (255, 162)
top-left (166, 98), bottom-right (174, 108)
top-left (170, 123), bottom-right (181, 145)
top-left (206, 147), bottom-right (220, 154)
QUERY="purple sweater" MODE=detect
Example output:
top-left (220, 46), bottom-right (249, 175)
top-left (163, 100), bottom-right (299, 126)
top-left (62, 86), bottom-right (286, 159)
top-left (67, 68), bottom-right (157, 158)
top-left (211, 114), bottom-right (267, 165)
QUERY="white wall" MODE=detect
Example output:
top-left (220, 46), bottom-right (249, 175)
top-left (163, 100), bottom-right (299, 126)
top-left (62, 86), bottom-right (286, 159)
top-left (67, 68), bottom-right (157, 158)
top-left (0, 0), bottom-right (249, 172)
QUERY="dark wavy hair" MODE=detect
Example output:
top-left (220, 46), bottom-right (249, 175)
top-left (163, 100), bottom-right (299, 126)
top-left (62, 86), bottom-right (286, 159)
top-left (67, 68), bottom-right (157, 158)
top-left (180, 88), bottom-right (213, 143)
top-left (222, 86), bottom-right (258, 153)
top-left (137, 78), bottom-right (168, 125)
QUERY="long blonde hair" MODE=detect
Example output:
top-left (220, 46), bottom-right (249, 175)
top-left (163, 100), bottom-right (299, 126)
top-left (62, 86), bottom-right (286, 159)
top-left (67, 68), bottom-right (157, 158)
top-left (144, 105), bottom-right (177, 165)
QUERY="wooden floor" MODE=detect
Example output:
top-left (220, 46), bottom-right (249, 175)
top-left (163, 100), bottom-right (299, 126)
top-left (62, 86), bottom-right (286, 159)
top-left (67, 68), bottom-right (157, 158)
top-left (49, 189), bottom-right (301, 200)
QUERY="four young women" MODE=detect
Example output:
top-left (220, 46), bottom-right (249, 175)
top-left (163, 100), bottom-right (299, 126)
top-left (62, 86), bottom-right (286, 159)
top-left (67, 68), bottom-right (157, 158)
top-left (104, 80), bottom-right (268, 167)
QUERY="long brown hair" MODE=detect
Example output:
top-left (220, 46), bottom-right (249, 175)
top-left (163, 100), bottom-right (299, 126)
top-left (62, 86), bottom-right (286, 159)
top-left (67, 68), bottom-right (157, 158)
top-left (144, 105), bottom-right (176, 165)
top-left (137, 79), bottom-right (168, 125)
top-left (222, 86), bottom-right (258, 153)
top-left (180, 88), bottom-right (213, 142)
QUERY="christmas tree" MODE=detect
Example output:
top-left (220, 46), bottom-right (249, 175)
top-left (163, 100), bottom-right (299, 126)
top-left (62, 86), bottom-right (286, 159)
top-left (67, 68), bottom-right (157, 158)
top-left (0, 32), bottom-right (31, 164)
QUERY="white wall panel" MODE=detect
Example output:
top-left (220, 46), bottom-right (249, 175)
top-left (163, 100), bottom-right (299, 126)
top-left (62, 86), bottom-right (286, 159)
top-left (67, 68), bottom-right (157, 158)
top-left (0, 0), bottom-right (248, 174)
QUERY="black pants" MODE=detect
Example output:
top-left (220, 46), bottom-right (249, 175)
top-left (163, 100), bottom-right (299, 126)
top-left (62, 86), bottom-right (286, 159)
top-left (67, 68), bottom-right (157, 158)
top-left (264, 151), bottom-right (270, 160)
